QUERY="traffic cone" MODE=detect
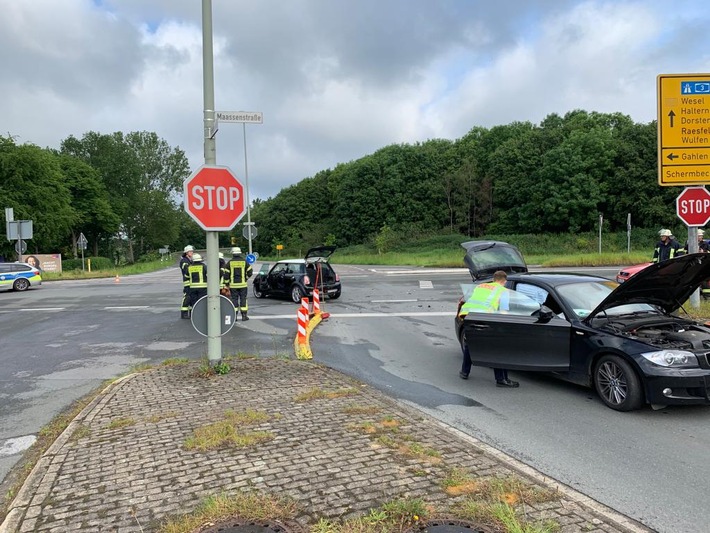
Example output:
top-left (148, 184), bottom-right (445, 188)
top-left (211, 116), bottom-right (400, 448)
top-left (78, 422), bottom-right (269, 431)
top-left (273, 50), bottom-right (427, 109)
top-left (114, 274), bottom-right (120, 283)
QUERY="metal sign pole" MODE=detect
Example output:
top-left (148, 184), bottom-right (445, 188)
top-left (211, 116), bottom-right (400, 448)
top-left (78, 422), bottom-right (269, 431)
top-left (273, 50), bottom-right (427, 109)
top-left (202, 0), bottom-right (221, 365)
top-left (243, 122), bottom-right (253, 255)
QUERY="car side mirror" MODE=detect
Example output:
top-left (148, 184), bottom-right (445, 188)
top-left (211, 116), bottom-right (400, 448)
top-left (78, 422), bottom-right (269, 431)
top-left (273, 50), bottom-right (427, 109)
top-left (536, 305), bottom-right (555, 323)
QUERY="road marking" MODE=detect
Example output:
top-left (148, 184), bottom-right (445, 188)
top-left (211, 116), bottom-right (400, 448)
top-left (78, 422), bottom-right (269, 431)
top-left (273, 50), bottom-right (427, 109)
top-left (18, 308), bottom-right (65, 312)
top-left (0, 435), bottom-right (37, 457)
top-left (104, 306), bottom-right (151, 310)
top-left (419, 280), bottom-right (433, 289)
top-left (371, 299), bottom-right (417, 303)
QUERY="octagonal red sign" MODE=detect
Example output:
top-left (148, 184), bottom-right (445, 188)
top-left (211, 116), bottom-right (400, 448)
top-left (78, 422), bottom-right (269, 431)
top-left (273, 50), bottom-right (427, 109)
top-left (676, 186), bottom-right (710, 227)
top-left (184, 165), bottom-right (246, 231)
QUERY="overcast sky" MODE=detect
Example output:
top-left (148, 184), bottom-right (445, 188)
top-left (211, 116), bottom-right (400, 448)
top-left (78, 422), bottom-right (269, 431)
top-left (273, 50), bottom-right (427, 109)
top-left (2, 0), bottom-right (710, 201)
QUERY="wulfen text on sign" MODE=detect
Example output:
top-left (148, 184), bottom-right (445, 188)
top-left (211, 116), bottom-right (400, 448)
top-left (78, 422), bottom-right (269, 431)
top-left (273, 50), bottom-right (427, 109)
top-left (658, 73), bottom-right (710, 186)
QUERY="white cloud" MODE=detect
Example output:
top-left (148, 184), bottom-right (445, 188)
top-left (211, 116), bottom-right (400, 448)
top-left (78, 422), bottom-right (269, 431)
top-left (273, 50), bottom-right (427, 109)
top-left (2, 0), bottom-right (710, 201)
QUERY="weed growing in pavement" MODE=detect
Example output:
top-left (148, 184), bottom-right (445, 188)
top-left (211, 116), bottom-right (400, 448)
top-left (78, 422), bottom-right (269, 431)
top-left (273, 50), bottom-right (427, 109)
top-left (294, 387), bottom-right (359, 402)
top-left (443, 471), bottom-right (559, 504)
top-left (130, 362), bottom-right (155, 373)
top-left (310, 498), bottom-right (429, 532)
top-left (183, 409), bottom-right (274, 451)
top-left (196, 357), bottom-right (232, 376)
top-left (161, 357), bottom-right (189, 366)
top-left (105, 417), bottom-right (136, 430)
top-left (158, 490), bottom-right (297, 533)
top-left (69, 424), bottom-right (91, 441)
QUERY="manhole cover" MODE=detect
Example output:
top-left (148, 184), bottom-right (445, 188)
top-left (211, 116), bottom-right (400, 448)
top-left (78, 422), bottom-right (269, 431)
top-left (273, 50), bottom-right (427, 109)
top-left (406, 518), bottom-right (496, 533)
top-left (200, 519), bottom-right (303, 533)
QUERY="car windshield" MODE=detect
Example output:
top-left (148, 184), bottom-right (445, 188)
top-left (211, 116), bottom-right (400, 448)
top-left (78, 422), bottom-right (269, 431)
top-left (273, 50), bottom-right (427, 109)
top-left (556, 280), bottom-right (658, 319)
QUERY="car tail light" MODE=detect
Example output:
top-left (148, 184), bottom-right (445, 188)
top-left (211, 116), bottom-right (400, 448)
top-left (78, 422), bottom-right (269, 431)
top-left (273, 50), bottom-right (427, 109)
top-left (304, 275), bottom-right (311, 285)
top-left (335, 273), bottom-right (340, 281)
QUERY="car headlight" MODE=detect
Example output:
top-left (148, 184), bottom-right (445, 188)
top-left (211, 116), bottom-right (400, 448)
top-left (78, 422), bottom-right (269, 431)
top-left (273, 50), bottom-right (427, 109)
top-left (640, 350), bottom-right (699, 368)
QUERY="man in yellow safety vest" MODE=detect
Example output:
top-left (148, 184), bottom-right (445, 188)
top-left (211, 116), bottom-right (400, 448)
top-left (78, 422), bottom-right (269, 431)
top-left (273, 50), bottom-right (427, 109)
top-left (459, 270), bottom-right (519, 388)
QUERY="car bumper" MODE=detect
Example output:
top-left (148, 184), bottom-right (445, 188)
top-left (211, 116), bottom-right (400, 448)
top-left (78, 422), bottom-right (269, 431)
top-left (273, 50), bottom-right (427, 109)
top-left (305, 284), bottom-right (341, 296)
top-left (644, 373), bottom-right (710, 405)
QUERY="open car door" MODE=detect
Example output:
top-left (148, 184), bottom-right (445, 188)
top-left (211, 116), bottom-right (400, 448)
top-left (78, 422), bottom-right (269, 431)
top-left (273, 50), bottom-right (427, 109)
top-left (462, 290), bottom-right (571, 371)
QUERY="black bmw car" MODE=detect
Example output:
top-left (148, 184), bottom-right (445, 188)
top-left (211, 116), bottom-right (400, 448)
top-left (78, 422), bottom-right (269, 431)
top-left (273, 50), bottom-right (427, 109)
top-left (456, 242), bottom-right (710, 411)
top-left (253, 246), bottom-right (341, 303)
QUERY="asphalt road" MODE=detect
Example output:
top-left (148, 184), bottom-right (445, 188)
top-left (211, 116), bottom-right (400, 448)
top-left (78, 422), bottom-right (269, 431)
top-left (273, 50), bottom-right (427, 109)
top-left (1, 263), bottom-right (708, 533)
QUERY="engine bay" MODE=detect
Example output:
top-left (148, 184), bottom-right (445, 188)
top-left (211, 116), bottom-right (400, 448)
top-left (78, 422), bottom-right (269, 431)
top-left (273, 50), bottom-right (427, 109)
top-left (600, 316), bottom-right (710, 350)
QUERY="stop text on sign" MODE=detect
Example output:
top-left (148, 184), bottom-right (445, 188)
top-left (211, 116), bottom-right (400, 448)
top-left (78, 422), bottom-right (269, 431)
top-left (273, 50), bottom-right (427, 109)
top-left (679, 198), bottom-right (710, 215)
top-left (183, 165), bottom-right (246, 231)
top-left (189, 185), bottom-right (241, 211)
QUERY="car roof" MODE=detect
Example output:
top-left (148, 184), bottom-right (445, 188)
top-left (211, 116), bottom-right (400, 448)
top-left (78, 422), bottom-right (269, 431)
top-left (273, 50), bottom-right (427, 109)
top-left (508, 272), bottom-right (609, 287)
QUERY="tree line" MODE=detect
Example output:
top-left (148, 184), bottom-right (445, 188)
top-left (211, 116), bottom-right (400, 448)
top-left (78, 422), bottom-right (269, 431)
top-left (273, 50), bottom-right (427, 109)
top-left (0, 109), bottom-right (688, 263)
top-left (0, 132), bottom-right (205, 263)
top-left (250, 110), bottom-right (685, 256)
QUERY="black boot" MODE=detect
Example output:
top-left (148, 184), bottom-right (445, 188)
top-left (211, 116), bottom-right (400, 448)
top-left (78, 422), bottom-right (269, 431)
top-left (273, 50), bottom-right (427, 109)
top-left (181, 311), bottom-right (189, 319)
top-left (242, 312), bottom-right (249, 321)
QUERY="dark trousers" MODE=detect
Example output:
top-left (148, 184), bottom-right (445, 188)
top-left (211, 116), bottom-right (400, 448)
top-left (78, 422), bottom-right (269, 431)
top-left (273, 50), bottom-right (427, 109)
top-left (230, 287), bottom-right (248, 314)
top-left (461, 339), bottom-right (508, 382)
top-left (181, 286), bottom-right (190, 312)
top-left (188, 288), bottom-right (207, 309)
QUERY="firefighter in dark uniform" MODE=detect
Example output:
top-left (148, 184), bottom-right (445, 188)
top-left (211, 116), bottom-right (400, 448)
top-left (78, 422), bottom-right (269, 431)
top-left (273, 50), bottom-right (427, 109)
top-left (226, 247), bottom-right (253, 320)
top-left (652, 229), bottom-right (681, 263)
top-left (187, 253), bottom-right (207, 311)
top-left (218, 252), bottom-right (229, 295)
top-left (179, 245), bottom-right (194, 319)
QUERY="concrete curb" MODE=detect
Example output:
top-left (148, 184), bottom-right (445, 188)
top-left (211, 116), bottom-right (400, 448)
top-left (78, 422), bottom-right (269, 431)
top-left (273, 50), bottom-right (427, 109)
top-left (0, 375), bottom-right (136, 533)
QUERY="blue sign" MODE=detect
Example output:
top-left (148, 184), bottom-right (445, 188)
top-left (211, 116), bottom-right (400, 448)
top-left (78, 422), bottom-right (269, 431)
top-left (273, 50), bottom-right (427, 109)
top-left (681, 81), bottom-right (710, 95)
top-left (246, 253), bottom-right (256, 264)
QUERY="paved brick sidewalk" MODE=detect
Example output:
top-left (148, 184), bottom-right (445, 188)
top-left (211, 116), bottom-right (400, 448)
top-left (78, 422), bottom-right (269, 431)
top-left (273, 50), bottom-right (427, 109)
top-left (1, 359), bottom-right (651, 533)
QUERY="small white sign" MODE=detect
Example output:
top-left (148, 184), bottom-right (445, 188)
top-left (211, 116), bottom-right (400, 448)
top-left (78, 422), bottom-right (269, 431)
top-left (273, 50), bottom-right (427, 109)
top-left (216, 111), bottom-right (263, 124)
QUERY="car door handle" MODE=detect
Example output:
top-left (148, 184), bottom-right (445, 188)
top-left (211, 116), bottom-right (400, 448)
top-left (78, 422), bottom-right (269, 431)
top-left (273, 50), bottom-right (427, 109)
top-left (471, 324), bottom-right (489, 330)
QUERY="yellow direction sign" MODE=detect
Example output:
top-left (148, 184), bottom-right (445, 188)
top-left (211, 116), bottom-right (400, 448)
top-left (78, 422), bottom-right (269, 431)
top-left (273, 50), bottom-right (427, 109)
top-left (658, 73), bottom-right (710, 185)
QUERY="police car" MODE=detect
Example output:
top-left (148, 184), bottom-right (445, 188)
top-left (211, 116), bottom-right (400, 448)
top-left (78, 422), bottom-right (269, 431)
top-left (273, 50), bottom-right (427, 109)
top-left (0, 262), bottom-right (42, 292)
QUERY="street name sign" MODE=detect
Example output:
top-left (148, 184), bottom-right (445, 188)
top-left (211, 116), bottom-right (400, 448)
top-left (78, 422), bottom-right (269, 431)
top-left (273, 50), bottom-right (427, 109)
top-left (216, 111), bottom-right (263, 124)
top-left (676, 186), bottom-right (710, 226)
top-left (184, 165), bottom-right (246, 231)
top-left (658, 73), bottom-right (710, 185)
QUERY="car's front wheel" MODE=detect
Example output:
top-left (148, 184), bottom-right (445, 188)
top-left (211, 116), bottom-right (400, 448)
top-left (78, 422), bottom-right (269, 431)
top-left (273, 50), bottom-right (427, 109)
top-left (253, 284), bottom-right (265, 298)
top-left (13, 278), bottom-right (30, 291)
top-left (291, 284), bottom-right (304, 303)
top-left (594, 355), bottom-right (644, 411)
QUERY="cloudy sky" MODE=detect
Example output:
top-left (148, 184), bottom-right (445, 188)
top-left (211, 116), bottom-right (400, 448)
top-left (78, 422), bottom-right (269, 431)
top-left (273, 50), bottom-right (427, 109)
top-left (2, 0), bottom-right (710, 201)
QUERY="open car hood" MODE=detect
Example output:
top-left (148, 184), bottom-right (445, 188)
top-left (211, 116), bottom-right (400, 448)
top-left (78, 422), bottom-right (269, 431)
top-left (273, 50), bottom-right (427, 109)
top-left (461, 240), bottom-right (528, 281)
top-left (305, 246), bottom-right (337, 262)
top-left (590, 253), bottom-right (710, 317)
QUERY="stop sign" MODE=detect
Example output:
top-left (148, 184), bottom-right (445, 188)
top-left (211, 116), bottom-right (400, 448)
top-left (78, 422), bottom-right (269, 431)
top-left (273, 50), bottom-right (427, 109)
top-left (184, 165), bottom-right (246, 231)
top-left (676, 186), bottom-right (710, 227)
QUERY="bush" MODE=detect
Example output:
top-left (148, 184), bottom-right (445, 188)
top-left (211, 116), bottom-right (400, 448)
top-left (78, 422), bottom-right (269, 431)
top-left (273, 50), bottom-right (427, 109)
top-left (62, 256), bottom-right (113, 271)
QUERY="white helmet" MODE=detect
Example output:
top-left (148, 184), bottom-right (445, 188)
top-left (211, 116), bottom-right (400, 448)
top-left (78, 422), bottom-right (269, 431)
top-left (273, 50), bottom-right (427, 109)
top-left (231, 247), bottom-right (242, 255)
top-left (184, 245), bottom-right (194, 253)
top-left (192, 253), bottom-right (203, 262)
top-left (659, 229), bottom-right (672, 237)
top-left (699, 229), bottom-right (705, 236)
top-left (218, 252), bottom-right (224, 259)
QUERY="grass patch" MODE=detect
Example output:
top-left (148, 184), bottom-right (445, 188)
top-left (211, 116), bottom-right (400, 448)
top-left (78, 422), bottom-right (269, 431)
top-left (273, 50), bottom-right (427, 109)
top-left (443, 472), bottom-right (559, 506)
top-left (161, 358), bottom-right (190, 366)
top-left (183, 409), bottom-right (274, 452)
top-left (294, 387), bottom-right (359, 402)
top-left (69, 424), bottom-right (91, 441)
top-left (158, 490), bottom-right (298, 533)
top-left (310, 498), bottom-right (429, 533)
top-left (104, 417), bottom-right (136, 430)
